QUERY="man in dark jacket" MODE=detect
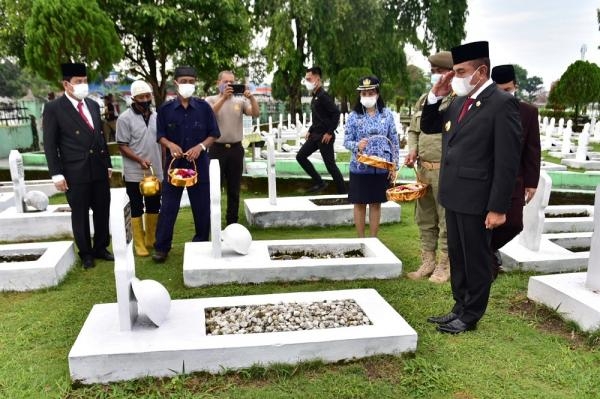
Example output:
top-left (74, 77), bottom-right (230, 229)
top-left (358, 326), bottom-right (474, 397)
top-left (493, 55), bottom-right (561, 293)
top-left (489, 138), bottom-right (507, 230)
top-left (43, 63), bottom-right (114, 269)
top-left (420, 42), bottom-right (523, 334)
top-left (490, 64), bottom-right (541, 279)
top-left (296, 66), bottom-right (346, 194)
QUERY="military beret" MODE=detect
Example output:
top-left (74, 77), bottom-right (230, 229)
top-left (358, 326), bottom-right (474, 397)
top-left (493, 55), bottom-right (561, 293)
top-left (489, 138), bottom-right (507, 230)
top-left (427, 51), bottom-right (453, 70)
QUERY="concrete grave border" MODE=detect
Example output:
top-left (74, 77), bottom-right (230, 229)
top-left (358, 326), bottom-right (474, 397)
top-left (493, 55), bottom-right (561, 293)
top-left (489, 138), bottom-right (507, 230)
top-left (68, 288), bottom-right (418, 384)
top-left (183, 237), bottom-right (402, 286)
top-left (0, 241), bottom-right (76, 291)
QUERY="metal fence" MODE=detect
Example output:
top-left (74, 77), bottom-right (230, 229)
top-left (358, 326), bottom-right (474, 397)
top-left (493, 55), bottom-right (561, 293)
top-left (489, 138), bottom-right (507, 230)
top-left (0, 102), bottom-right (30, 126)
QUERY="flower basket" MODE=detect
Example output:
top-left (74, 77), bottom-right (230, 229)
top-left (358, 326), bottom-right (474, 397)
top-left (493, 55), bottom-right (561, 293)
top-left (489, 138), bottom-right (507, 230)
top-left (167, 158), bottom-right (197, 187)
top-left (386, 166), bottom-right (428, 202)
top-left (357, 134), bottom-right (397, 172)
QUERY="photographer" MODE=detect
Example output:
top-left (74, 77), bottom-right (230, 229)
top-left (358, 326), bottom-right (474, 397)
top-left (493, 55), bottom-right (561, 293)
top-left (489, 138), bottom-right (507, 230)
top-left (205, 70), bottom-right (260, 225)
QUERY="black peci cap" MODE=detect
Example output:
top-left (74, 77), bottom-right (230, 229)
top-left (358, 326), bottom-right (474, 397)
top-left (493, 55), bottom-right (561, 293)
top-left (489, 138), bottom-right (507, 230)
top-left (491, 64), bottom-right (516, 84)
top-left (174, 66), bottom-right (197, 79)
top-left (61, 63), bottom-right (87, 79)
top-left (451, 41), bottom-right (489, 65)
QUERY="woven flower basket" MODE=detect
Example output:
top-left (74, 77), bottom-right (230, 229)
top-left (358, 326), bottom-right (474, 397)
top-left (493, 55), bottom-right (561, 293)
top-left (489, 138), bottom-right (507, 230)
top-left (167, 158), bottom-right (197, 187)
top-left (386, 165), bottom-right (428, 202)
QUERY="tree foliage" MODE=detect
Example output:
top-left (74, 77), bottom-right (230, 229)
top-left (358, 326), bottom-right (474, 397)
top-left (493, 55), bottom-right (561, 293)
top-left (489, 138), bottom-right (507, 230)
top-left (512, 64), bottom-right (543, 103)
top-left (552, 60), bottom-right (600, 129)
top-left (0, 0), bottom-right (32, 63)
top-left (98, 0), bottom-right (252, 105)
top-left (24, 0), bottom-right (123, 83)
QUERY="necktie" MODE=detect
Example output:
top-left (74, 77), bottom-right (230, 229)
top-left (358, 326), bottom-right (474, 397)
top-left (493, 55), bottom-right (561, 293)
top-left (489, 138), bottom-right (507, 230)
top-left (457, 97), bottom-right (475, 123)
top-left (77, 101), bottom-right (94, 131)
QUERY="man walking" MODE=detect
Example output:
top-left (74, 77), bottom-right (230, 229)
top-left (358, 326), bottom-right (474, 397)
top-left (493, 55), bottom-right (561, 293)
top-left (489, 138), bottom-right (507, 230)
top-left (420, 42), bottom-right (522, 333)
top-left (43, 62), bottom-right (113, 269)
top-left (206, 70), bottom-right (259, 225)
top-left (297, 66), bottom-right (346, 194)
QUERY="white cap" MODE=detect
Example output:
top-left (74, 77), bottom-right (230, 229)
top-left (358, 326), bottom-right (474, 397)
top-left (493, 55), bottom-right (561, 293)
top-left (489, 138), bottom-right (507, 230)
top-left (130, 80), bottom-right (152, 97)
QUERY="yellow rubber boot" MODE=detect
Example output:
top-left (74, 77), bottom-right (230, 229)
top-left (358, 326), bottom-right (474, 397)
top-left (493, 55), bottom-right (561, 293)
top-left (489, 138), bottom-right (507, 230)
top-left (132, 217), bottom-right (149, 257)
top-left (144, 213), bottom-right (159, 249)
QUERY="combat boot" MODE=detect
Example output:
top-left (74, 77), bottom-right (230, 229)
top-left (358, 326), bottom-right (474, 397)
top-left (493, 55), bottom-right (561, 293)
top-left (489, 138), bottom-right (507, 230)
top-left (407, 250), bottom-right (436, 280)
top-left (429, 251), bottom-right (450, 283)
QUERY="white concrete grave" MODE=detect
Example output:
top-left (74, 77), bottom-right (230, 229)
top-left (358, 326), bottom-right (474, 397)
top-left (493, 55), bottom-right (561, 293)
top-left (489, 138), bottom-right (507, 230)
top-left (68, 288), bottom-right (417, 384)
top-left (184, 237), bottom-right (402, 286)
top-left (0, 241), bottom-right (75, 292)
top-left (8, 149), bottom-right (26, 213)
top-left (527, 185), bottom-right (600, 332)
top-left (562, 124), bottom-right (600, 169)
top-left (266, 135), bottom-right (277, 205)
top-left (500, 171), bottom-right (590, 273)
top-left (245, 194), bottom-right (401, 228)
top-left (210, 160), bottom-right (222, 258)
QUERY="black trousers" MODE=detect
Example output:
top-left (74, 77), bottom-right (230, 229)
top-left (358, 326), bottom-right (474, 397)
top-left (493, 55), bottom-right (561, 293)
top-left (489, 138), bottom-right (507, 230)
top-left (65, 178), bottom-right (111, 258)
top-left (296, 134), bottom-right (346, 193)
top-left (124, 181), bottom-right (161, 218)
top-left (209, 142), bottom-right (244, 225)
top-left (445, 209), bottom-right (494, 325)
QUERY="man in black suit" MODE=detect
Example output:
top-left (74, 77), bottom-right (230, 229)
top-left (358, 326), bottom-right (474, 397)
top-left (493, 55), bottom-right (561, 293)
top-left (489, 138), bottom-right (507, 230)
top-left (420, 42), bottom-right (522, 333)
top-left (43, 63), bottom-right (114, 269)
top-left (490, 64), bottom-right (541, 279)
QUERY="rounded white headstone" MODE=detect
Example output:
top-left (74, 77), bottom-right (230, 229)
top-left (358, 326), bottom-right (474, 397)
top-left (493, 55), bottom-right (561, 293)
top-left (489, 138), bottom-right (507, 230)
top-left (24, 190), bottom-right (49, 211)
top-left (221, 223), bottom-right (252, 255)
top-left (131, 278), bottom-right (171, 326)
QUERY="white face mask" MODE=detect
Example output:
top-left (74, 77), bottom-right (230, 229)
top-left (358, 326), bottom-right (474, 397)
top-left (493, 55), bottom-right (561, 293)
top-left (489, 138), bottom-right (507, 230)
top-left (177, 83), bottom-right (195, 99)
top-left (451, 67), bottom-right (482, 97)
top-left (70, 83), bottom-right (89, 100)
top-left (430, 73), bottom-right (442, 86)
top-left (304, 81), bottom-right (315, 91)
top-left (360, 95), bottom-right (378, 109)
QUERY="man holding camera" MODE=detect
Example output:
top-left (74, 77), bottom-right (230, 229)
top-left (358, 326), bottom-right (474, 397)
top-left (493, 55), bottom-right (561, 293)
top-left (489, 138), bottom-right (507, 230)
top-left (206, 70), bottom-right (260, 225)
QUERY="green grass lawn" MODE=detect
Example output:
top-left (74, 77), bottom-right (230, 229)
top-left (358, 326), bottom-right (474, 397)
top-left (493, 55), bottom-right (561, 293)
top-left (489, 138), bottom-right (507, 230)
top-left (1, 187), bottom-right (599, 399)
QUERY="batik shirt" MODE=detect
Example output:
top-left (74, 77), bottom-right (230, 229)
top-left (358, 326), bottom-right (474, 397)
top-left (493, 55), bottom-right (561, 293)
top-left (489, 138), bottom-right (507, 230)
top-left (344, 107), bottom-right (399, 174)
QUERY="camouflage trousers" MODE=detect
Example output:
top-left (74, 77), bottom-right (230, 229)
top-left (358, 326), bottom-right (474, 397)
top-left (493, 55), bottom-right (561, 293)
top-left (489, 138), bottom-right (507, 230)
top-left (414, 164), bottom-right (447, 253)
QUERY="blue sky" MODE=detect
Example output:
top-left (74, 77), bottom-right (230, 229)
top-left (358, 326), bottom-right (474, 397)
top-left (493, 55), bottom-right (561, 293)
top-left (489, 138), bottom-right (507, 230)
top-left (407, 0), bottom-right (600, 89)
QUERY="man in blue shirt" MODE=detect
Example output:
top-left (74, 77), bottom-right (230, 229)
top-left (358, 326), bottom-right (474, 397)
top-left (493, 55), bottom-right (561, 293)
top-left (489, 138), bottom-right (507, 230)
top-left (152, 66), bottom-right (221, 262)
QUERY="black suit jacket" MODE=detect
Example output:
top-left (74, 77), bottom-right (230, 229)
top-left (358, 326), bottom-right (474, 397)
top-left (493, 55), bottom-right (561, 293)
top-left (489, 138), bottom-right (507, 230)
top-left (420, 83), bottom-right (522, 215)
top-left (43, 95), bottom-right (112, 184)
top-left (308, 87), bottom-right (340, 137)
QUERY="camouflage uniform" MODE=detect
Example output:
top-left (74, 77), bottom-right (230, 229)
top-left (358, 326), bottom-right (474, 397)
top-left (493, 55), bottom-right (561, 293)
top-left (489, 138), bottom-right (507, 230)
top-left (406, 92), bottom-right (454, 282)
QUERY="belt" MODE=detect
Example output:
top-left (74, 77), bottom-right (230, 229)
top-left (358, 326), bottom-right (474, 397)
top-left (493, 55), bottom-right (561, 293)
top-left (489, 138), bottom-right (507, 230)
top-left (213, 142), bottom-right (241, 149)
top-left (420, 160), bottom-right (441, 170)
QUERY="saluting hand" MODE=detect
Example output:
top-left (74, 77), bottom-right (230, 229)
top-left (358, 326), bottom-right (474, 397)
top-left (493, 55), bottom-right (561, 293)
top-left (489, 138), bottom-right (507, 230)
top-left (432, 71), bottom-right (455, 97)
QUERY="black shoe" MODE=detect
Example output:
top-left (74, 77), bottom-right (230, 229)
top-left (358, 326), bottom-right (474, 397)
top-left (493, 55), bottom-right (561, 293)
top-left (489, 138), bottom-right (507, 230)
top-left (82, 255), bottom-right (95, 269)
top-left (94, 249), bottom-right (114, 261)
top-left (436, 318), bottom-right (477, 334)
top-left (306, 181), bottom-right (327, 194)
top-left (152, 251), bottom-right (168, 263)
top-left (427, 312), bottom-right (458, 324)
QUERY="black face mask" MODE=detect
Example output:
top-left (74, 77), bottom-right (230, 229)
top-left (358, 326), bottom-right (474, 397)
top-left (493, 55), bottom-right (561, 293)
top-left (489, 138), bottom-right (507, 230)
top-left (136, 100), bottom-right (152, 111)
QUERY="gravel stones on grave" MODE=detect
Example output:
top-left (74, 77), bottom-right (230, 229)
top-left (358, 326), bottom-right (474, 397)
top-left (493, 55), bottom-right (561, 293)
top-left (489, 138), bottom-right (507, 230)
top-left (205, 299), bottom-right (371, 335)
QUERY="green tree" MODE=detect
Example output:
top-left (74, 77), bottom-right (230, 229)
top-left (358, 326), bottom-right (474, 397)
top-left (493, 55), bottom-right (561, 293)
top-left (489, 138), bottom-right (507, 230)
top-left (0, 0), bottom-right (32, 62)
top-left (330, 67), bottom-right (373, 111)
top-left (99, 0), bottom-right (252, 105)
top-left (0, 59), bottom-right (24, 97)
top-left (24, 0), bottom-right (123, 83)
top-left (553, 60), bottom-right (600, 130)
top-left (512, 64), bottom-right (543, 103)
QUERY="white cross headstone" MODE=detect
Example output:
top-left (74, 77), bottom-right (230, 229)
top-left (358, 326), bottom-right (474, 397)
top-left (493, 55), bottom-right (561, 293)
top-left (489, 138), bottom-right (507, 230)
top-left (549, 117), bottom-right (556, 133)
top-left (561, 124), bottom-right (572, 156)
top-left (210, 159), bottom-right (222, 258)
top-left (541, 116), bottom-right (549, 132)
top-left (585, 185), bottom-right (600, 291)
top-left (8, 150), bottom-right (26, 213)
top-left (575, 123), bottom-right (590, 162)
top-left (518, 171), bottom-right (552, 251)
top-left (590, 117), bottom-right (597, 139)
top-left (277, 114), bottom-right (284, 151)
top-left (266, 136), bottom-right (277, 205)
top-left (557, 117), bottom-right (565, 136)
top-left (110, 188), bottom-right (138, 331)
